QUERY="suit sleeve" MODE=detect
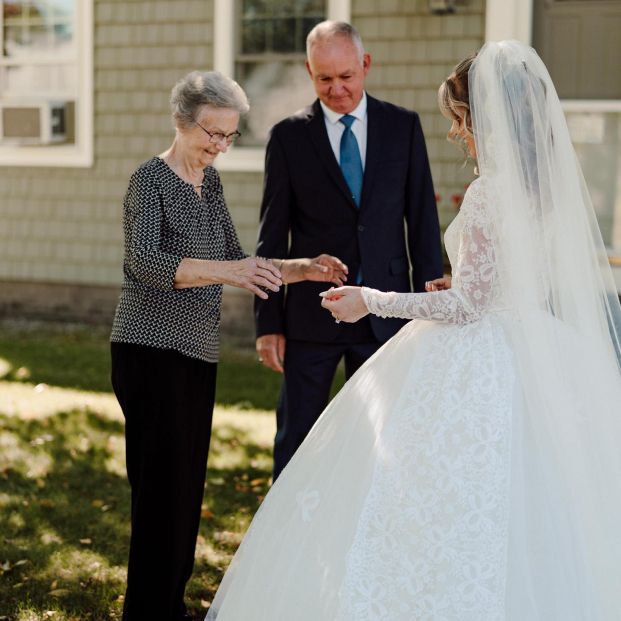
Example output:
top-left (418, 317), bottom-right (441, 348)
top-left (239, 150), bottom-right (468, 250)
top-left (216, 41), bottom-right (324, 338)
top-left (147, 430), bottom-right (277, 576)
top-left (405, 113), bottom-right (444, 292)
top-left (254, 128), bottom-right (292, 337)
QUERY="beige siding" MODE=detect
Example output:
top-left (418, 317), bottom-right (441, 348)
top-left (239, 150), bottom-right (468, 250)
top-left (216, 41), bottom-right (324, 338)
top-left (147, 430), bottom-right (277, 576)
top-left (0, 0), bottom-right (216, 290)
top-left (354, 0), bottom-right (484, 233)
top-left (0, 0), bottom-right (485, 334)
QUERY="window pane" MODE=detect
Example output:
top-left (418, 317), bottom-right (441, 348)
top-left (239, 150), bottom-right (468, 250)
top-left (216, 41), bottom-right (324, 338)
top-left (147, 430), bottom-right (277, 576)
top-left (242, 17), bottom-right (269, 54)
top-left (236, 1), bottom-right (326, 147)
top-left (272, 17), bottom-right (296, 52)
top-left (236, 59), bottom-right (316, 146)
top-left (239, 0), bottom-right (324, 54)
top-left (2, 0), bottom-right (75, 59)
top-left (567, 111), bottom-right (621, 249)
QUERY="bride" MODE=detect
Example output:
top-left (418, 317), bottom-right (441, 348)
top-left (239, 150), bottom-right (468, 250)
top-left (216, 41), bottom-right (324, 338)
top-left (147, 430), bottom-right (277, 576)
top-left (206, 41), bottom-right (621, 620)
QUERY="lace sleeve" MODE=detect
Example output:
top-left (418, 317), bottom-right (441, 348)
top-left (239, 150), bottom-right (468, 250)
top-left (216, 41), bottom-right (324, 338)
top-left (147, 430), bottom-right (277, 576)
top-left (361, 182), bottom-right (497, 325)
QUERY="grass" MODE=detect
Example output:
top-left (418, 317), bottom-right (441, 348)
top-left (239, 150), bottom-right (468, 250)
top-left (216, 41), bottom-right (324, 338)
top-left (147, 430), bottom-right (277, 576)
top-left (0, 320), bottom-right (345, 620)
top-left (0, 320), bottom-right (345, 410)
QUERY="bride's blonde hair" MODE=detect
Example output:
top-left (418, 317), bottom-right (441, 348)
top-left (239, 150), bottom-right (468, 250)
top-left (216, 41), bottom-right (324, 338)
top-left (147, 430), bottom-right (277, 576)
top-left (438, 53), bottom-right (477, 151)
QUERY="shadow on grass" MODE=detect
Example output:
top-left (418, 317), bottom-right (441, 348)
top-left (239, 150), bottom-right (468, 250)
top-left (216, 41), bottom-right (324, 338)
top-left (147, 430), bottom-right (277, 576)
top-left (0, 409), bottom-right (274, 620)
top-left (0, 321), bottom-right (345, 411)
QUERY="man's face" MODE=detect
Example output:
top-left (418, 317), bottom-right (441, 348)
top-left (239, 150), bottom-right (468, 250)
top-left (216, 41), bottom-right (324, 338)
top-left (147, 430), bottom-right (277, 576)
top-left (306, 37), bottom-right (371, 114)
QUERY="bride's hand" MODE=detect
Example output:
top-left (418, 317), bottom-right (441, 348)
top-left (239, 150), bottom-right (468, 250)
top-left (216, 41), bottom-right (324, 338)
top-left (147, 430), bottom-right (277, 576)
top-left (320, 286), bottom-right (369, 323)
top-left (425, 276), bottom-right (452, 291)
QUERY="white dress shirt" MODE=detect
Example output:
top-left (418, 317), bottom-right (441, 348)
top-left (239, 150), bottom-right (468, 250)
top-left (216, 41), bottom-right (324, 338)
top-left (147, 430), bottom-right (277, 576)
top-left (320, 91), bottom-right (367, 169)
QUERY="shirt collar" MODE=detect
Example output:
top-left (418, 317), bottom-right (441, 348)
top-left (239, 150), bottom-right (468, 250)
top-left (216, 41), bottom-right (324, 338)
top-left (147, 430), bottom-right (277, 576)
top-left (320, 91), bottom-right (367, 125)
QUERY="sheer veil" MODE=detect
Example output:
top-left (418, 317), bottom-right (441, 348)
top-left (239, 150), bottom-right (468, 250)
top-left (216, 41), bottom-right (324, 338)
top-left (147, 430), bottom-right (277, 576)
top-left (470, 41), bottom-right (621, 617)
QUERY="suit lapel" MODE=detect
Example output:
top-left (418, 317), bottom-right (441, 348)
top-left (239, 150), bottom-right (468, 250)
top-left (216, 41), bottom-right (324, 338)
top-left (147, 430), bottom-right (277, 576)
top-left (360, 95), bottom-right (382, 212)
top-left (306, 100), bottom-right (358, 209)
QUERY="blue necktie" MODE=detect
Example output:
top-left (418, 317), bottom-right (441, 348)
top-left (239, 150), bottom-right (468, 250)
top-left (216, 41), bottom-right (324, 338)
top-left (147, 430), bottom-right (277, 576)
top-left (339, 114), bottom-right (363, 208)
top-left (339, 114), bottom-right (364, 284)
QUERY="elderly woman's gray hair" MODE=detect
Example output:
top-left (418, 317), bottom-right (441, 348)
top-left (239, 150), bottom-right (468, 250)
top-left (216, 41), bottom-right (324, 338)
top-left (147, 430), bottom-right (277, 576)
top-left (306, 21), bottom-right (365, 62)
top-left (170, 70), bottom-right (250, 129)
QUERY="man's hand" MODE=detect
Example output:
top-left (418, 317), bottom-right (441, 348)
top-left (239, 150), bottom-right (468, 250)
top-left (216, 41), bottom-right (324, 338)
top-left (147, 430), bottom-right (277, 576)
top-left (282, 255), bottom-right (348, 286)
top-left (256, 334), bottom-right (286, 373)
top-left (425, 276), bottom-right (452, 291)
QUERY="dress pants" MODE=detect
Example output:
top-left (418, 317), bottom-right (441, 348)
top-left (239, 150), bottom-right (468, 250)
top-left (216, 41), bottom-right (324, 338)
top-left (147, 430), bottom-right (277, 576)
top-left (111, 342), bottom-right (216, 621)
top-left (273, 336), bottom-right (381, 480)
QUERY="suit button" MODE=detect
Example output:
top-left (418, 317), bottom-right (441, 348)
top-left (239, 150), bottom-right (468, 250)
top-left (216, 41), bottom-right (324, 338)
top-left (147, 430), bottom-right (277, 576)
top-left (358, 224), bottom-right (365, 232)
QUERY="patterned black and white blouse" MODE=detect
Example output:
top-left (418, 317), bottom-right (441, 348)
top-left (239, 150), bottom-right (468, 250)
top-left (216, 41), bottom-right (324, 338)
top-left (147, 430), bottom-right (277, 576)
top-left (110, 156), bottom-right (247, 362)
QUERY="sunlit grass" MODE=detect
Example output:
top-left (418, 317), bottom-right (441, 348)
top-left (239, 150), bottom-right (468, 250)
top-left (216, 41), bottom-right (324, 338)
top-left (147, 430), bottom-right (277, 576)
top-left (0, 382), bottom-right (276, 620)
top-left (0, 320), bottom-right (345, 620)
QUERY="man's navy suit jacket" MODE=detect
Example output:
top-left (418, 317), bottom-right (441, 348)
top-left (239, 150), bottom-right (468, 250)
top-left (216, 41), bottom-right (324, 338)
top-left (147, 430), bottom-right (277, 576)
top-left (255, 94), bottom-right (444, 344)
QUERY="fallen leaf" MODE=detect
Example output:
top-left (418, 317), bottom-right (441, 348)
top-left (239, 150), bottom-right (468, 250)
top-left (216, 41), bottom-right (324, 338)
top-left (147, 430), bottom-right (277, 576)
top-left (79, 538), bottom-right (92, 545)
top-left (49, 588), bottom-right (71, 597)
top-left (200, 600), bottom-right (210, 609)
top-left (15, 366), bottom-right (30, 380)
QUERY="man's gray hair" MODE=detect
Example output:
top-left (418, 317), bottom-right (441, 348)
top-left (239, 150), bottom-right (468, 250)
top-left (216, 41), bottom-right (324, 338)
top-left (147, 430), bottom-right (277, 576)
top-left (170, 70), bottom-right (250, 129)
top-left (306, 21), bottom-right (365, 62)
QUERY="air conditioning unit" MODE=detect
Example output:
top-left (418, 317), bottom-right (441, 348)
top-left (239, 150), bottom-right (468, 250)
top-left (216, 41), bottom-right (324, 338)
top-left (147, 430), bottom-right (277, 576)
top-left (0, 100), bottom-right (67, 145)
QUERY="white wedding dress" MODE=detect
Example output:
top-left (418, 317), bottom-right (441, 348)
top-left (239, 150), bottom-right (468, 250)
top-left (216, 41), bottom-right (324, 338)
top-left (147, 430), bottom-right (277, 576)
top-left (206, 175), bottom-right (621, 620)
top-left (206, 42), bottom-right (621, 620)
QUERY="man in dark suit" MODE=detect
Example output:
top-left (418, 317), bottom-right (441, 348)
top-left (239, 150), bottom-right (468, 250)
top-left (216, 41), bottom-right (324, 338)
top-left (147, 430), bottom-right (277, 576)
top-left (256, 21), bottom-right (443, 479)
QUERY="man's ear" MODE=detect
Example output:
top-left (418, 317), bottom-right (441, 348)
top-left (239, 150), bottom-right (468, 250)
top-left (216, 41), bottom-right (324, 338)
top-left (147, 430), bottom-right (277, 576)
top-left (305, 60), bottom-right (313, 80)
top-left (362, 53), bottom-right (372, 76)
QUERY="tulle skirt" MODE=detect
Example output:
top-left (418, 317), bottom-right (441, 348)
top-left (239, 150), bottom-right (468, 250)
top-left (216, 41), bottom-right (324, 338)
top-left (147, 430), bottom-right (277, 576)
top-left (206, 314), bottom-right (621, 620)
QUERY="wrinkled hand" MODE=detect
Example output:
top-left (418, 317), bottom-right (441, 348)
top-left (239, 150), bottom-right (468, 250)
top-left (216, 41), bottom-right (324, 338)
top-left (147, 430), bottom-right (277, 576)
top-left (425, 276), bottom-right (452, 291)
top-left (220, 257), bottom-right (282, 300)
top-left (256, 334), bottom-right (286, 373)
top-left (320, 286), bottom-right (369, 323)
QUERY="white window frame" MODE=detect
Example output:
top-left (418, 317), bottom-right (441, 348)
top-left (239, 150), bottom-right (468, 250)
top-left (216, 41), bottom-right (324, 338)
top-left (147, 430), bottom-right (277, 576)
top-left (0, 0), bottom-right (93, 168)
top-left (214, 0), bottom-right (351, 172)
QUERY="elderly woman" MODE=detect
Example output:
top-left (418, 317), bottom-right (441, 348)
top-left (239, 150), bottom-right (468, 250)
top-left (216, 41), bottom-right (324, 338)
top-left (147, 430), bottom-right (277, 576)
top-left (110, 71), bottom-right (347, 621)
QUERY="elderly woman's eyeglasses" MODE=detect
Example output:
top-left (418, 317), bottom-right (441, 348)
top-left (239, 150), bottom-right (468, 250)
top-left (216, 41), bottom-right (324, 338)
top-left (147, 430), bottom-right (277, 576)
top-left (194, 120), bottom-right (241, 145)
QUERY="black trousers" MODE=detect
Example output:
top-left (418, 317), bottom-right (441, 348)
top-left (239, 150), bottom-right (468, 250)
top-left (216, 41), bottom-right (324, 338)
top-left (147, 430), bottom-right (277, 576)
top-left (111, 342), bottom-right (217, 621)
top-left (273, 338), bottom-right (381, 480)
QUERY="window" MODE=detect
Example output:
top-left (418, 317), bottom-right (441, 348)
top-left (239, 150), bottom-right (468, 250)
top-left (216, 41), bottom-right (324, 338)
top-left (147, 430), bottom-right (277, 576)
top-left (236, 0), bottom-right (325, 147)
top-left (565, 103), bottom-right (621, 250)
top-left (214, 0), bottom-right (351, 171)
top-left (0, 0), bottom-right (93, 167)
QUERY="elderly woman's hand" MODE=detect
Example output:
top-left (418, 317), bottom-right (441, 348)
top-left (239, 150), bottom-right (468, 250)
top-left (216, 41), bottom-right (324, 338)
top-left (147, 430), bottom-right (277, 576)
top-left (319, 286), bottom-right (369, 323)
top-left (219, 257), bottom-right (283, 299)
top-left (174, 256), bottom-right (282, 299)
top-left (281, 255), bottom-right (348, 286)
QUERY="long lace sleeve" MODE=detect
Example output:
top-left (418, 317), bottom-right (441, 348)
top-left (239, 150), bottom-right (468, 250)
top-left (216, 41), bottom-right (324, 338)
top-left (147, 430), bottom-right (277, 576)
top-left (362, 182), bottom-right (497, 325)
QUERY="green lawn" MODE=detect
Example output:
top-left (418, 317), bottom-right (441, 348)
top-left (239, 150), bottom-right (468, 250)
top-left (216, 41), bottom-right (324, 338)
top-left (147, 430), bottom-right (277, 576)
top-left (0, 321), bottom-right (344, 620)
top-left (0, 321), bottom-right (344, 410)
